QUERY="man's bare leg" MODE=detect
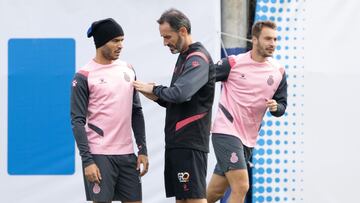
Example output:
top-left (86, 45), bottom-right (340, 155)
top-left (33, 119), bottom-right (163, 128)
top-left (206, 173), bottom-right (229, 203)
top-left (225, 169), bottom-right (249, 203)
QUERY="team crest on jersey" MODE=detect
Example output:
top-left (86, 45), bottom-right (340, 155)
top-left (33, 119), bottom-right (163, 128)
top-left (267, 75), bottom-right (274, 86)
top-left (123, 72), bottom-right (130, 82)
top-left (93, 183), bottom-right (101, 194)
top-left (72, 80), bottom-right (77, 87)
top-left (217, 60), bottom-right (223, 65)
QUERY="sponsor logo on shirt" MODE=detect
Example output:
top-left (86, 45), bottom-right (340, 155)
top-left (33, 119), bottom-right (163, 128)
top-left (99, 78), bottom-right (107, 84)
top-left (267, 75), bottom-right (274, 85)
top-left (177, 172), bottom-right (190, 183)
top-left (238, 72), bottom-right (246, 79)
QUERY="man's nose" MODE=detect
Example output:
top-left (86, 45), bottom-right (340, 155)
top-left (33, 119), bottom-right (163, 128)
top-left (271, 39), bottom-right (276, 46)
top-left (163, 39), bottom-right (168, 46)
top-left (118, 41), bottom-right (123, 48)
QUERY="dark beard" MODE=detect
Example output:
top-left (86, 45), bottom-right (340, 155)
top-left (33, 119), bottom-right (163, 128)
top-left (257, 44), bottom-right (272, 58)
top-left (102, 47), bottom-right (117, 60)
top-left (173, 35), bottom-right (184, 54)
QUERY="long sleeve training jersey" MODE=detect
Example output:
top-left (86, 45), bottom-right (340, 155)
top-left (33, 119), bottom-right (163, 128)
top-left (71, 59), bottom-right (147, 167)
top-left (212, 51), bottom-right (287, 147)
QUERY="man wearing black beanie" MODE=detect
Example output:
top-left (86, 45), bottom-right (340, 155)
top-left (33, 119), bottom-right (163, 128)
top-left (87, 18), bottom-right (124, 49)
top-left (71, 18), bottom-right (148, 203)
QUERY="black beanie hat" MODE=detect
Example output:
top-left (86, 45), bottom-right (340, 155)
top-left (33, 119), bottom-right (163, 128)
top-left (87, 18), bottom-right (124, 48)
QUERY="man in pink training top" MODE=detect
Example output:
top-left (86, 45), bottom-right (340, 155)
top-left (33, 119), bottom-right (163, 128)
top-left (206, 20), bottom-right (288, 203)
top-left (70, 18), bottom-right (148, 203)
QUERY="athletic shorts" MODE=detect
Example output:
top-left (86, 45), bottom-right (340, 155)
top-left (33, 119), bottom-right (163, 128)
top-left (82, 154), bottom-right (142, 202)
top-left (164, 148), bottom-right (208, 200)
top-left (212, 133), bottom-right (253, 176)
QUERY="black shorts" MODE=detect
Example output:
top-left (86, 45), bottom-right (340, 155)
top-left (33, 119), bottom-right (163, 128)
top-left (212, 133), bottom-right (253, 176)
top-left (164, 148), bottom-right (208, 200)
top-left (82, 154), bottom-right (142, 202)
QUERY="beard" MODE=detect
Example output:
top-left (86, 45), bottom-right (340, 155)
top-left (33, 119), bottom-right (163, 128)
top-left (257, 43), bottom-right (274, 58)
top-left (169, 46), bottom-right (179, 54)
top-left (169, 35), bottom-right (184, 54)
top-left (102, 46), bottom-right (120, 61)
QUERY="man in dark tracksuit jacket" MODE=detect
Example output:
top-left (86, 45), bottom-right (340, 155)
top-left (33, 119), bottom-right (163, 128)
top-left (134, 9), bottom-right (215, 203)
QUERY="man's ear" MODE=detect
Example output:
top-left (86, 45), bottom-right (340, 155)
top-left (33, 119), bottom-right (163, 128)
top-left (179, 26), bottom-right (188, 36)
top-left (252, 36), bottom-right (258, 45)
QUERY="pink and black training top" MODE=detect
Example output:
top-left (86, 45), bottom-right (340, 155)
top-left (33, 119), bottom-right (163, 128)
top-left (212, 51), bottom-right (287, 147)
top-left (70, 59), bottom-right (147, 167)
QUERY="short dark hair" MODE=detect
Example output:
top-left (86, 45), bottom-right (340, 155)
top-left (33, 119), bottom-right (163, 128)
top-left (251, 20), bottom-right (277, 38)
top-left (157, 8), bottom-right (191, 34)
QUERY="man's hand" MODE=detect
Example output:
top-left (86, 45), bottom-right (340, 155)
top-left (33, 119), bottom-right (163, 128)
top-left (84, 163), bottom-right (102, 184)
top-left (137, 154), bottom-right (149, 177)
top-left (133, 81), bottom-right (154, 94)
top-left (266, 99), bottom-right (278, 112)
top-left (133, 81), bottom-right (158, 101)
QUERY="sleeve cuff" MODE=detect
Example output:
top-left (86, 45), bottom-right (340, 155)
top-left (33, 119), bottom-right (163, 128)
top-left (82, 159), bottom-right (95, 168)
top-left (138, 146), bottom-right (148, 156)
